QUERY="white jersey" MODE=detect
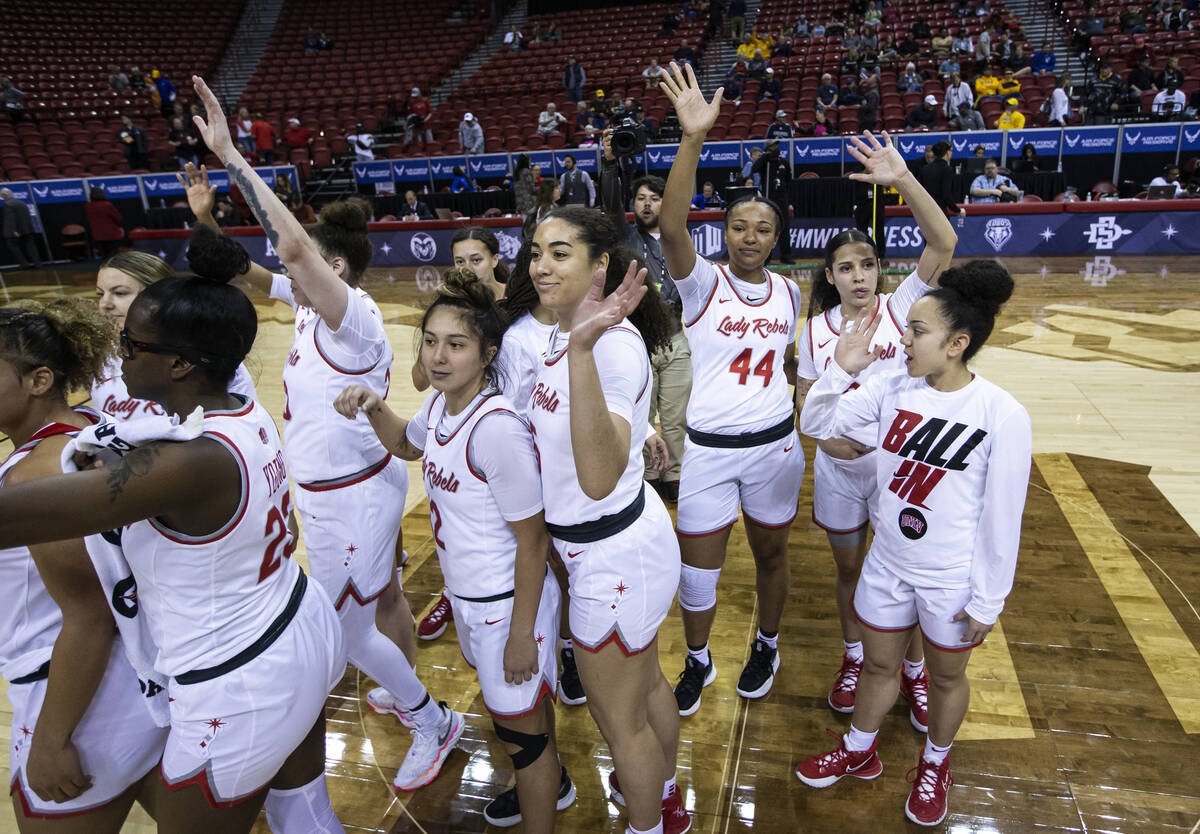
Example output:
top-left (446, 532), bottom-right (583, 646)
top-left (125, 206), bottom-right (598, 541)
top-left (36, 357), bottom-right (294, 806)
top-left (800, 364), bottom-right (1032, 624)
top-left (798, 271), bottom-right (932, 446)
top-left (122, 398), bottom-right (303, 677)
top-left (407, 389), bottom-right (542, 599)
top-left (679, 258), bottom-right (801, 434)
top-left (498, 311), bottom-right (555, 420)
top-left (91, 359), bottom-right (257, 422)
top-left (529, 322), bottom-right (651, 527)
top-left (274, 276), bottom-right (393, 484)
top-left (0, 414), bottom-right (98, 682)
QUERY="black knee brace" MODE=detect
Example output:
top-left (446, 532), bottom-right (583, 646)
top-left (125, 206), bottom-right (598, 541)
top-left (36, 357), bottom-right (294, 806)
top-left (493, 721), bottom-right (549, 770)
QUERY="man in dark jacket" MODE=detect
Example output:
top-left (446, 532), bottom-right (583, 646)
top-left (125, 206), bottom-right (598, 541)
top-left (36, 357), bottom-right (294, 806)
top-left (401, 189), bottom-right (433, 221)
top-left (906, 95), bottom-right (940, 131)
top-left (918, 141), bottom-right (962, 217)
top-left (118, 114), bottom-right (150, 169)
top-left (1, 189), bottom-right (42, 269)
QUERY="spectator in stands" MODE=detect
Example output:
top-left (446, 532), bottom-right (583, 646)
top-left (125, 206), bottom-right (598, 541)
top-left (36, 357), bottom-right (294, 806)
top-left (1074, 11), bottom-right (1106, 55)
top-left (818, 73), bottom-right (839, 106)
top-left (736, 35), bottom-right (757, 60)
top-left (760, 68), bottom-right (783, 101)
top-left (970, 159), bottom-right (1019, 201)
top-left (747, 50), bottom-right (769, 80)
top-left (843, 26), bottom-right (863, 52)
top-left (1162, 2), bottom-right (1191, 30)
top-left (827, 12), bottom-right (847, 37)
top-left (558, 154), bottom-right (595, 206)
top-left (864, 2), bottom-right (882, 26)
top-left (963, 144), bottom-right (988, 175)
top-left (1, 188), bottom-right (41, 268)
top-left (129, 66), bottom-right (146, 90)
top-left (842, 46), bottom-right (865, 77)
top-left (974, 26), bottom-right (992, 62)
top-left (730, 0), bottom-right (748, 41)
top-left (774, 28), bottom-right (796, 56)
top-left (213, 196), bottom-right (249, 226)
top-left (530, 22), bottom-right (545, 43)
top-left (952, 29), bottom-right (973, 56)
top-left (992, 31), bottom-right (1013, 64)
top-left (235, 106), bottom-right (254, 153)
top-left (513, 154), bottom-right (536, 215)
top-left (1121, 6), bottom-right (1148, 33)
top-left (272, 172), bottom-right (303, 213)
top-left (152, 69), bottom-right (176, 119)
top-left (1084, 63), bottom-right (1123, 124)
top-left (811, 20), bottom-right (827, 37)
top-left (940, 55), bottom-right (961, 79)
top-left (1127, 54), bottom-right (1158, 100)
top-left (898, 32), bottom-right (920, 58)
top-left (108, 64), bottom-right (129, 93)
top-left (503, 24), bottom-right (524, 51)
top-left (951, 100), bottom-right (986, 130)
top-left (974, 64), bottom-right (1002, 102)
top-left (572, 101), bottom-right (595, 132)
top-left (347, 124), bottom-right (375, 161)
top-left (750, 28), bottom-right (774, 56)
top-left (859, 74), bottom-right (881, 131)
top-left (1, 78), bottom-right (25, 123)
top-left (401, 189), bottom-right (433, 221)
top-left (1047, 76), bottom-right (1073, 125)
top-left (1031, 42), bottom-right (1056, 75)
top-left (742, 146), bottom-right (763, 187)
top-left (919, 141), bottom-right (961, 216)
top-left (84, 187), bottom-right (126, 257)
top-left (544, 21), bottom-right (562, 41)
top-left (1149, 164), bottom-right (1185, 196)
top-left (563, 55), bottom-right (586, 102)
top-left (691, 181), bottom-right (725, 208)
top-left (316, 32), bottom-right (333, 50)
top-left (995, 97), bottom-right (1026, 128)
top-left (997, 69), bottom-right (1022, 98)
top-left (806, 105), bottom-right (836, 135)
top-left (644, 58), bottom-right (665, 88)
top-left (283, 118), bottom-right (315, 158)
top-left (877, 34), bottom-right (899, 65)
top-left (932, 27), bottom-right (954, 58)
top-left (250, 112), bottom-right (277, 162)
top-left (724, 72), bottom-right (744, 103)
top-left (303, 29), bottom-right (320, 52)
top-left (911, 18), bottom-right (932, 40)
top-left (907, 94), bottom-right (940, 131)
top-left (449, 165), bottom-right (473, 193)
top-left (458, 113), bottom-right (484, 155)
top-left (675, 38), bottom-right (699, 65)
top-left (237, 141), bottom-right (260, 165)
top-left (589, 89), bottom-right (610, 122)
top-left (538, 102), bottom-right (567, 136)
top-left (168, 115), bottom-right (201, 168)
top-left (117, 114), bottom-right (150, 170)
top-left (1008, 44), bottom-right (1032, 76)
top-left (660, 10), bottom-right (681, 37)
top-left (838, 76), bottom-right (862, 106)
top-left (1013, 143), bottom-right (1042, 173)
top-left (1155, 56), bottom-right (1184, 91)
top-left (860, 26), bottom-right (879, 53)
top-left (898, 63), bottom-right (922, 93)
top-left (404, 87), bottom-right (433, 149)
top-left (765, 109), bottom-right (795, 138)
top-left (1152, 83), bottom-right (1187, 117)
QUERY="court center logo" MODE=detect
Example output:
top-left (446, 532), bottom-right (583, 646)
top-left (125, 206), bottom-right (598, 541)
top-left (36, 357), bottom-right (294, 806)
top-left (1084, 216), bottom-right (1133, 251)
top-left (415, 266), bottom-right (440, 291)
top-left (983, 218), bottom-right (1013, 252)
top-left (898, 507), bottom-right (927, 540)
top-left (411, 232), bottom-right (437, 262)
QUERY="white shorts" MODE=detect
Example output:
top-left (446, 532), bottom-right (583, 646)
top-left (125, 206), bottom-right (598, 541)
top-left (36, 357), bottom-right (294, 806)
top-left (852, 554), bottom-right (980, 652)
top-left (294, 455), bottom-right (407, 610)
top-left (161, 573), bottom-right (346, 806)
top-left (676, 429), bottom-right (806, 535)
top-left (9, 640), bottom-right (168, 818)
top-left (553, 488), bottom-right (681, 655)
top-left (451, 572), bottom-right (561, 718)
top-left (812, 447), bottom-right (877, 534)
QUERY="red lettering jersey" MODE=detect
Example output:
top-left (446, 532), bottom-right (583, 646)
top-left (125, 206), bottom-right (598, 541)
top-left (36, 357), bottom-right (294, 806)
top-left (91, 359), bottom-right (257, 422)
top-left (800, 363), bottom-right (1031, 624)
top-left (679, 258), bottom-right (801, 434)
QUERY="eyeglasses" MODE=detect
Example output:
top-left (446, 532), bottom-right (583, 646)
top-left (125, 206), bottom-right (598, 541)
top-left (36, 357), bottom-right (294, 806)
top-left (120, 329), bottom-right (184, 360)
top-left (119, 329), bottom-right (232, 369)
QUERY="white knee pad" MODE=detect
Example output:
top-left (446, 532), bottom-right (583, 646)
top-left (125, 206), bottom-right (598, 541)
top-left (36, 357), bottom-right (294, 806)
top-left (678, 565), bottom-right (722, 612)
top-left (264, 774), bottom-right (346, 834)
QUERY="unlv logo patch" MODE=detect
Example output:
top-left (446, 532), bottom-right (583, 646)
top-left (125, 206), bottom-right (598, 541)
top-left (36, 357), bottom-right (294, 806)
top-left (898, 507), bottom-right (927, 540)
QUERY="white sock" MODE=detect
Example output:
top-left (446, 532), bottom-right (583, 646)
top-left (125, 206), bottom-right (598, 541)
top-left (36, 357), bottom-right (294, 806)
top-left (844, 724), bottom-right (878, 752)
top-left (410, 693), bottom-right (444, 728)
top-left (627, 821), bottom-right (664, 834)
top-left (560, 637), bottom-right (573, 651)
top-left (662, 774), bottom-right (676, 800)
top-left (757, 629), bottom-right (778, 650)
top-left (844, 640), bottom-right (864, 662)
top-left (264, 773), bottom-right (346, 834)
top-left (340, 600), bottom-right (430, 710)
top-left (903, 658), bottom-right (926, 679)
top-left (687, 643), bottom-right (711, 667)
top-left (923, 738), bottom-right (952, 765)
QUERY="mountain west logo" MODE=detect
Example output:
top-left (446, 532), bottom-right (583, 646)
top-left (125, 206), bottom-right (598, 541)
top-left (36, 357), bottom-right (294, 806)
top-left (984, 218), bottom-right (1013, 252)
top-left (1084, 216), bottom-right (1133, 250)
top-left (410, 232), bottom-right (437, 262)
top-left (691, 223), bottom-right (724, 257)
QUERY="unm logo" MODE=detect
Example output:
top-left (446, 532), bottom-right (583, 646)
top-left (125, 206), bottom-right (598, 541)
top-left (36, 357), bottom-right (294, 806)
top-left (984, 218), bottom-right (1013, 252)
top-left (1084, 216), bottom-right (1133, 250)
top-left (410, 232), bottom-right (437, 262)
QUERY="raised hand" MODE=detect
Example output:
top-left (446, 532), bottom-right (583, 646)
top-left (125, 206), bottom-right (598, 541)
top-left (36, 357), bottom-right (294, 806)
top-left (333, 384), bottom-right (382, 419)
top-left (190, 75), bottom-right (236, 160)
top-left (568, 261), bottom-right (648, 353)
top-left (176, 162), bottom-right (216, 218)
top-left (847, 131), bottom-right (910, 188)
top-left (833, 306), bottom-right (884, 375)
top-left (659, 61), bottom-right (723, 138)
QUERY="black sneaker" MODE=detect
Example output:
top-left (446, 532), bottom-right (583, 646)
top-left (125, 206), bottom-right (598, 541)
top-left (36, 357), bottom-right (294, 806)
top-left (736, 639), bottom-right (780, 699)
top-left (482, 765), bottom-right (577, 828)
top-left (674, 655), bottom-right (717, 716)
top-left (662, 480), bottom-right (680, 503)
top-left (559, 647), bottom-right (587, 705)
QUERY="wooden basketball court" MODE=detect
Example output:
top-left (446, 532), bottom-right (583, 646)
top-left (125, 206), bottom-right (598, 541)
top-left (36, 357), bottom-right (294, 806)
top-left (0, 254), bottom-right (1197, 832)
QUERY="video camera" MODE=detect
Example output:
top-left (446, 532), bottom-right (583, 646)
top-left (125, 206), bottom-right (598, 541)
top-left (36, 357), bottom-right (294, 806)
top-left (611, 117), bottom-right (649, 157)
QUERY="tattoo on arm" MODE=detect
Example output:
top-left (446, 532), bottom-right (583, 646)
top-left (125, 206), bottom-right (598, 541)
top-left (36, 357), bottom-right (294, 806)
top-left (226, 163), bottom-right (281, 249)
top-left (105, 445), bottom-right (163, 503)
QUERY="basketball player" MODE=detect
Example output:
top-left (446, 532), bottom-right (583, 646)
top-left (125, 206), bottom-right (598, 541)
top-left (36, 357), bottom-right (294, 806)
top-left (0, 300), bottom-right (167, 833)
top-left (795, 259), bottom-right (1031, 827)
top-left (190, 76), bottom-right (465, 793)
top-left (336, 268), bottom-right (574, 831)
top-left (528, 206), bottom-right (691, 834)
top-left (0, 264), bottom-right (347, 833)
top-left (658, 61), bottom-right (804, 713)
top-left (797, 131), bottom-right (958, 729)
top-left (93, 249), bottom-right (257, 420)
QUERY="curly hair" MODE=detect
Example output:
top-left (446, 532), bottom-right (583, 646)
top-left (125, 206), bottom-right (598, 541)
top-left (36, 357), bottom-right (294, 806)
top-left (0, 298), bottom-right (117, 393)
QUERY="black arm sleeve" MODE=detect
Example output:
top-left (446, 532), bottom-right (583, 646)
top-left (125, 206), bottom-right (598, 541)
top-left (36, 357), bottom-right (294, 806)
top-left (599, 158), bottom-right (631, 236)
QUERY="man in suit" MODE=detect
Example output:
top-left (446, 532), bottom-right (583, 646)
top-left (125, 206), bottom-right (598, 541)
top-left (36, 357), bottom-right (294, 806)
top-left (1, 189), bottom-right (42, 269)
top-left (558, 155), bottom-right (595, 206)
top-left (401, 189), bottom-right (433, 221)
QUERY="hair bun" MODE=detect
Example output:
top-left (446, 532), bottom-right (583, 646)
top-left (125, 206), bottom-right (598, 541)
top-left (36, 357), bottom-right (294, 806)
top-left (939, 260), bottom-right (1014, 317)
top-left (186, 224), bottom-right (249, 284)
top-left (317, 196), bottom-right (371, 233)
top-left (438, 267), bottom-right (499, 308)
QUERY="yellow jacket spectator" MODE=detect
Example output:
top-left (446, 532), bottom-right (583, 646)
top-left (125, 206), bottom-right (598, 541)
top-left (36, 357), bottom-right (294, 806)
top-left (974, 71), bottom-right (1000, 99)
top-left (995, 99), bottom-right (1026, 129)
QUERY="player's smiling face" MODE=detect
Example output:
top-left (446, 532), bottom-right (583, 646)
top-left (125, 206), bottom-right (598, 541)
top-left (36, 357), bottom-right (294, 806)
top-left (96, 268), bottom-right (145, 331)
top-left (902, 296), bottom-right (964, 378)
top-left (420, 307), bottom-right (494, 404)
top-left (724, 201), bottom-right (778, 277)
top-left (826, 241), bottom-right (880, 314)
top-left (529, 218), bottom-right (608, 319)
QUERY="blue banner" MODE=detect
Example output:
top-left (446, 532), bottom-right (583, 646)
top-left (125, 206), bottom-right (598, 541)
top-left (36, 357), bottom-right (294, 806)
top-left (644, 145), bottom-right (679, 170)
top-left (951, 130), bottom-right (1003, 159)
top-left (468, 153), bottom-right (511, 178)
top-left (1182, 122), bottom-right (1200, 151)
top-left (697, 142), bottom-right (743, 168)
top-left (393, 159), bottom-right (430, 182)
top-left (353, 161), bottom-right (393, 184)
top-left (1120, 123), bottom-right (1180, 153)
top-left (1062, 126), bottom-right (1119, 155)
top-left (429, 156), bottom-right (467, 179)
top-left (1003, 128), bottom-right (1061, 160)
top-left (742, 141), bottom-right (765, 164)
top-left (30, 179), bottom-right (86, 204)
top-left (524, 150), bottom-right (555, 173)
top-left (793, 137), bottom-right (841, 165)
top-left (690, 216), bottom-right (858, 259)
top-left (141, 173), bottom-right (185, 197)
top-left (896, 134), bottom-right (950, 160)
top-left (86, 175), bottom-right (142, 200)
top-left (554, 149), bottom-right (597, 173)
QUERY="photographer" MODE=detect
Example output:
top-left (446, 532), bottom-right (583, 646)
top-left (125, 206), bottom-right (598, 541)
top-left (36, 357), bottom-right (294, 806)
top-left (599, 128), bottom-right (691, 502)
top-left (751, 139), bottom-right (794, 262)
